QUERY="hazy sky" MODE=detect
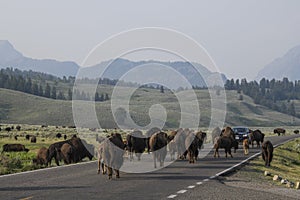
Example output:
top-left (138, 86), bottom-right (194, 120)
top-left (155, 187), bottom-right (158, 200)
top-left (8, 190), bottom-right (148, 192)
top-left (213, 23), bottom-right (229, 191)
top-left (1, 0), bottom-right (300, 79)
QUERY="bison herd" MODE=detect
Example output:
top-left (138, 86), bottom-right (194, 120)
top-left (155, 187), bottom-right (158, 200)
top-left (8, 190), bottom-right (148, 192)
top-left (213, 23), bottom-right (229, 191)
top-left (1, 125), bottom-right (296, 179)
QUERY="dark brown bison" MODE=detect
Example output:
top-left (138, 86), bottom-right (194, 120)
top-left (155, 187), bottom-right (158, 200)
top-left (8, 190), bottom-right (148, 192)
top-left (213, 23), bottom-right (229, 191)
top-left (16, 125), bottom-right (21, 131)
top-left (2, 144), bottom-right (29, 152)
top-left (185, 131), bottom-right (206, 163)
top-left (14, 135), bottom-right (18, 140)
top-left (97, 133), bottom-right (126, 179)
top-left (60, 143), bottom-right (74, 164)
top-left (126, 130), bottom-right (146, 161)
top-left (5, 127), bottom-right (11, 132)
top-left (30, 136), bottom-right (37, 143)
top-left (294, 130), bottom-right (299, 134)
top-left (145, 127), bottom-right (161, 154)
top-left (64, 134), bottom-right (67, 140)
top-left (262, 140), bottom-right (273, 167)
top-left (25, 134), bottom-right (30, 140)
top-left (56, 133), bottom-right (62, 139)
top-left (274, 128), bottom-right (285, 136)
top-left (249, 129), bottom-right (265, 148)
top-left (33, 147), bottom-right (48, 166)
top-left (47, 136), bottom-right (93, 166)
top-left (149, 131), bottom-right (168, 168)
top-left (214, 137), bottom-right (238, 158)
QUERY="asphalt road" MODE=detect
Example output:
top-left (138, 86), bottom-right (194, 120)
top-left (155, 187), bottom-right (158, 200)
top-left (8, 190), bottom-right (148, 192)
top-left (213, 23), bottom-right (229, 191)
top-left (0, 134), bottom-right (299, 200)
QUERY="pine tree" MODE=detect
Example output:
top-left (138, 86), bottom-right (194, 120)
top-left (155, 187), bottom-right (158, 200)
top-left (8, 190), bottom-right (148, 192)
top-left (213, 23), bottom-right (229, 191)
top-left (68, 88), bottom-right (72, 100)
top-left (44, 83), bottom-right (51, 98)
top-left (39, 85), bottom-right (44, 97)
top-left (51, 86), bottom-right (57, 99)
top-left (160, 86), bottom-right (164, 93)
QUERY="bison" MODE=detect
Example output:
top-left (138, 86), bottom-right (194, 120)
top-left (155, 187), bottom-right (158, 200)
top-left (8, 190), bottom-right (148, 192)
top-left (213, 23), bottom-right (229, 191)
top-left (2, 144), bottom-right (29, 152)
top-left (294, 130), bottom-right (299, 134)
top-left (149, 131), bottom-right (168, 168)
top-left (25, 134), bottom-right (30, 140)
top-left (33, 147), bottom-right (48, 166)
top-left (145, 127), bottom-right (161, 154)
top-left (262, 140), bottom-right (273, 167)
top-left (249, 129), bottom-right (265, 148)
top-left (16, 125), bottom-right (21, 131)
top-left (97, 133), bottom-right (126, 179)
top-left (47, 136), bottom-right (93, 166)
top-left (214, 136), bottom-right (238, 158)
top-left (126, 130), bottom-right (146, 161)
top-left (243, 138), bottom-right (249, 155)
top-left (30, 136), bottom-right (37, 143)
top-left (185, 131), bottom-right (206, 163)
top-left (60, 143), bottom-right (74, 164)
top-left (274, 128), bottom-right (285, 136)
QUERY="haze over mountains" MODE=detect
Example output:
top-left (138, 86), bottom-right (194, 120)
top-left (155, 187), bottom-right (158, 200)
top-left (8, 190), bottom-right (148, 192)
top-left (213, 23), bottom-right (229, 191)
top-left (0, 40), bottom-right (226, 87)
top-left (256, 45), bottom-right (300, 81)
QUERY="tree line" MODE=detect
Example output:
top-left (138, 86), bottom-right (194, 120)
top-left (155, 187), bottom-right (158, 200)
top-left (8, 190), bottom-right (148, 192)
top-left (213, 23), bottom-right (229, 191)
top-left (0, 68), bottom-right (110, 102)
top-left (225, 77), bottom-right (298, 117)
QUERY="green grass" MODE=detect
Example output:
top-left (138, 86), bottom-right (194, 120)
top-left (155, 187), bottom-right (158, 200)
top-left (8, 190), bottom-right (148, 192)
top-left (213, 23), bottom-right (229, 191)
top-left (1, 87), bottom-right (300, 128)
top-left (240, 138), bottom-right (300, 186)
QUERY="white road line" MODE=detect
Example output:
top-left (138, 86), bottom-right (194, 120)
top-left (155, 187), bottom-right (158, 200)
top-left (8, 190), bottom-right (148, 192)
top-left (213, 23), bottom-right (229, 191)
top-left (177, 190), bottom-right (187, 194)
top-left (167, 195), bottom-right (177, 199)
top-left (209, 175), bottom-right (216, 179)
top-left (187, 185), bottom-right (195, 189)
top-left (203, 178), bottom-right (209, 182)
top-left (196, 182), bottom-right (203, 185)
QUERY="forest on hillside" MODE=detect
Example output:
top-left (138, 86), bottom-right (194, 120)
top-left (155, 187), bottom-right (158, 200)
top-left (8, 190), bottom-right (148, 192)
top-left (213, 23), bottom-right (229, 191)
top-left (225, 77), bottom-right (299, 117)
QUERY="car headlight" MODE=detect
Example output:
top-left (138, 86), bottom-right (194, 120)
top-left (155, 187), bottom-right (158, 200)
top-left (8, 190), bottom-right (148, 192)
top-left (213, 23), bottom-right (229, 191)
top-left (243, 134), bottom-right (248, 137)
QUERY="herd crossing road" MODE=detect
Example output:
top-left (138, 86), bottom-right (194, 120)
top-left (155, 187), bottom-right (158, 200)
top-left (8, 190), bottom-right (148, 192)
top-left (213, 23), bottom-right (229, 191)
top-left (0, 134), bottom-right (299, 200)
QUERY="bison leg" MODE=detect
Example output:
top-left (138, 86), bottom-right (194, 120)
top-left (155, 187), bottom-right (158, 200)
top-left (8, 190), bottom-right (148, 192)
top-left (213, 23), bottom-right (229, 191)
top-left (97, 159), bottom-right (101, 174)
top-left (107, 166), bottom-right (113, 179)
top-left (229, 149), bottom-right (233, 158)
top-left (153, 152), bottom-right (157, 168)
top-left (115, 169), bottom-right (120, 178)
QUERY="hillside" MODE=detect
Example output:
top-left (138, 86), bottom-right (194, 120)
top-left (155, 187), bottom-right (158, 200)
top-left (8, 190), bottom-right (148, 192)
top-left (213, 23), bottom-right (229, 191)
top-left (1, 88), bottom-right (299, 128)
top-left (256, 45), bottom-right (300, 81)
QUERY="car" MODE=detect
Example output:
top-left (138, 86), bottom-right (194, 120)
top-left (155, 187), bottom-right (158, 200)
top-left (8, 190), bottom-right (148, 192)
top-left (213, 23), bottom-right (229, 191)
top-left (232, 126), bottom-right (250, 142)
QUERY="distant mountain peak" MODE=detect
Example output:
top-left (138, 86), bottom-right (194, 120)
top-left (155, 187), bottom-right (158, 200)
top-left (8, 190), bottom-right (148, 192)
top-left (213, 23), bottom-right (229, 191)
top-left (0, 40), bottom-right (23, 64)
top-left (256, 45), bottom-right (300, 81)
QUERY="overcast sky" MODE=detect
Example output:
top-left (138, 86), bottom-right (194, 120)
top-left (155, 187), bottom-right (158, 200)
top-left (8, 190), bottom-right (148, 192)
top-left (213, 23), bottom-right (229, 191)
top-left (1, 0), bottom-right (300, 79)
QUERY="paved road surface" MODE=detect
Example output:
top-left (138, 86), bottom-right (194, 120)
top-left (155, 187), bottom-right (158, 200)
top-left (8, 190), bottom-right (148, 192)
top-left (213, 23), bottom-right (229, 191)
top-left (0, 134), bottom-right (299, 200)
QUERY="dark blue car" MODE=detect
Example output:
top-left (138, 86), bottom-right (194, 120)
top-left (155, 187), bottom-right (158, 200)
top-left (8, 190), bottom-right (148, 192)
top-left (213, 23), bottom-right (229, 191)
top-left (232, 126), bottom-right (250, 142)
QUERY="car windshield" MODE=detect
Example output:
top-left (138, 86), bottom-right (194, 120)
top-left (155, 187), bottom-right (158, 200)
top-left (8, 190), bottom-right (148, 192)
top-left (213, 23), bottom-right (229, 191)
top-left (233, 128), bottom-right (247, 132)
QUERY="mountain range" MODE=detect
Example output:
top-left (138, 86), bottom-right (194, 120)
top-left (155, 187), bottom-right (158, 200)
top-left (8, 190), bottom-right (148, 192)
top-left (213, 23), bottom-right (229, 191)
top-left (0, 40), bottom-right (226, 87)
top-left (256, 45), bottom-right (300, 81)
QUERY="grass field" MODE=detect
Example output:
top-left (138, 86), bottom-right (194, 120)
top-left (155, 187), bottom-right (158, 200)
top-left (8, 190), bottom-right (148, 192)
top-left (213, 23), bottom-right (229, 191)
top-left (235, 138), bottom-right (300, 187)
top-left (1, 87), bottom-right (300, 128)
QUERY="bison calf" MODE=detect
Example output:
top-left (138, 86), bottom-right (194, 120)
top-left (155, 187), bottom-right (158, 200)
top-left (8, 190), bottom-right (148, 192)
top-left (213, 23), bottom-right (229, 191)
top-left (243, 139), bottom-right (249, 155)
top-left (2, 144), bottom-right (29, 152)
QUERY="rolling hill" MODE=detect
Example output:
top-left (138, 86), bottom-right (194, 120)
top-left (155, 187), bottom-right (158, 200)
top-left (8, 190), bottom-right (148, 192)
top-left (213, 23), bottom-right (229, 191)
top-left (0, 88), bottom-right (299, 128)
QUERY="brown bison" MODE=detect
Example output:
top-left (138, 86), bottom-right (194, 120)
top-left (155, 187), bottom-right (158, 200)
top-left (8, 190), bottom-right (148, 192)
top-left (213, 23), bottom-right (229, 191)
top-left (149, 131), bottom-right (168, 168)
top-left (249, 129), bottom-right (265, 148)
top-left (145, 127), bottom-right (161, 154)
top-left (243, 139), bottom-right (249, 155)
top-left (185, 131), bottom-right (206, 163)
top-left (220, 127), bottom-right (236, 140)
top-left (2, 144), bottom-right (29, 152)
top-left (126, 130), bottom-right (146, 161)
top-left (98, 133), bottom-right (126, 179)
top-left (294, 130), bottom-right (299, 134)
top-left (30, 136), bottom-right (37, 143)
top-left (214, 136), bottom-right (238, 158)
top-left (274, 128), bottom-right (285, 136)
top-left (47, 136), bottom-right (93, 166)
top-left (60, 143), bottom-right (74, 164)
top-left (262, 140), bottom-right (273, 167)
top-left (33, 147), bottom-right (48, 166)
